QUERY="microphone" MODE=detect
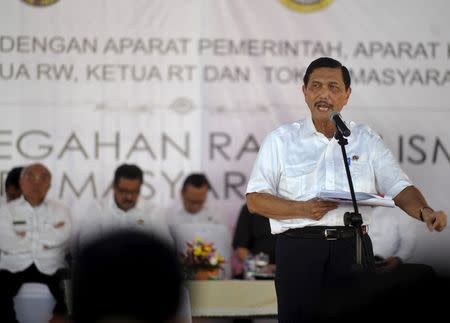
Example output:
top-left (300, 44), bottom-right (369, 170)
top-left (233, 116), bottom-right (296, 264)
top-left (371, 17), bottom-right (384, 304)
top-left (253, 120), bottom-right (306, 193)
top-left (329, 112), bottom-right (351, 137)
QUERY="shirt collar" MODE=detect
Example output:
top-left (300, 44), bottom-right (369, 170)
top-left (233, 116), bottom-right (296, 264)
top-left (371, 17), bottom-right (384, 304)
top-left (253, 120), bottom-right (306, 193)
top-left (17, 195), bottom-right (48, 209)
top-left (304, 116), bottom-right (318, 136)
top-left (175, 202), bottom-right (208, 217)
top-left (304, 116), bottom-right (335, 141)
top-left (108, 194), bottom-right (142, 214)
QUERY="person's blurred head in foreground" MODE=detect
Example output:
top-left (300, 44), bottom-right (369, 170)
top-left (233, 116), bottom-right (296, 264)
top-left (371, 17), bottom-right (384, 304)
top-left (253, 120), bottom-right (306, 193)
top-left (71, 229), bottom-right (183, 323)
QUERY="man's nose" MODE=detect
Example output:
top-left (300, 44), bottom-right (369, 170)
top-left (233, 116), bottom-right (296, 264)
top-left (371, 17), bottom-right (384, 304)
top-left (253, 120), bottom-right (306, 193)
top-left (317, 87), bottom-right (331, 98)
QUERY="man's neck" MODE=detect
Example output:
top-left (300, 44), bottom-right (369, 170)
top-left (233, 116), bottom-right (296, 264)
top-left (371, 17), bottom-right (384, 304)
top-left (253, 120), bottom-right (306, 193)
top-left (24, 196), bottom-right (44, 207)
top-left (313, 119), bottom-right (336, 139)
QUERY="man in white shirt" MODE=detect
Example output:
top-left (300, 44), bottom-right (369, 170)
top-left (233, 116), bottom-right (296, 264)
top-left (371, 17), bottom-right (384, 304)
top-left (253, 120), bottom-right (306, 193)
top-left (77, 164), bottom-right (172, 247)
top-left (0, 163), bottom-right (72, 322)
top-left (246, 57), bottom-right (447, 322)
top-left (370, 208), bottom-right (437, 285)
top-left (370, 208), bottom-right (416, 271)
top-left (167, 173), bottom-right (231, 278)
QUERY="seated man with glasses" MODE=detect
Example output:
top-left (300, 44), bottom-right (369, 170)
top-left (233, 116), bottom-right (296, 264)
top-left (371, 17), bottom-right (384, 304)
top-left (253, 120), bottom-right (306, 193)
top-left (76, 164), bottom-right (172, 249)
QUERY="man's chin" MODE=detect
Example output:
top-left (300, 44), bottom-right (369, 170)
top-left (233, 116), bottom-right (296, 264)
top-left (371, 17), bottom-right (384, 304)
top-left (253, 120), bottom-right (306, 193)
top-left (119, 204), bottom-right (134, 211)
top-left (313, 113), bottom-right (331, 123)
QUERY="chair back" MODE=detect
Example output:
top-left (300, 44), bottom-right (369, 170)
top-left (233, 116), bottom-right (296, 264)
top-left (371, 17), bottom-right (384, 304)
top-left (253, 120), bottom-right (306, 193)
top-left (171, 223), bottom-right (232, 279)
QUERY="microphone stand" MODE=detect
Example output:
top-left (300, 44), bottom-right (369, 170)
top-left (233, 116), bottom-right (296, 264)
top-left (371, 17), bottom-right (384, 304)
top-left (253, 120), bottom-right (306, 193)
top-left (334, 130), bottom-right (368, 272)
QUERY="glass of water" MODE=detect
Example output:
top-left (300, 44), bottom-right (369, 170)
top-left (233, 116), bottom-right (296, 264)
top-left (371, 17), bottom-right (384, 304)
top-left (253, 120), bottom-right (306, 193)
top-left (254, 252), bottom-right (269, 274)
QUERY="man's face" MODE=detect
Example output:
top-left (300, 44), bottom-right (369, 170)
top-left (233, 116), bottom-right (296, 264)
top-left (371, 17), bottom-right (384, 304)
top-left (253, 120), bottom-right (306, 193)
top-left (113, 178), bottom-right (141, 211)
top-left (20, 164), bottom-right (51, 207)
top-left (5, 185), bottom-right (21, 202)
top-left (302, 67), bottom-right (351, 123)
top-left (181, 184), bottom-right (209, 214)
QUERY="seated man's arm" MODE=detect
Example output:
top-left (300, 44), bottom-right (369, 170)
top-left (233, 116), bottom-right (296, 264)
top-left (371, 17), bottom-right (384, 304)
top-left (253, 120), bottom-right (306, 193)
top-left (38, 203), bottom-right (72, 249)
top-left (235, 247), bottom-right (250, 262)
top-left (232, 204), bottom-right (254, 263)
top-left (0, 205), bottom-right (32, 253)
top-left (147, 205), bottom-right (175, 246)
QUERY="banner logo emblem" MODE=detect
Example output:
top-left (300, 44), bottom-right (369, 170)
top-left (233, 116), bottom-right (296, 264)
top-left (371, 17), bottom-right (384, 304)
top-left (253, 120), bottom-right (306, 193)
top-left (22, 0), bottom-right (60, 7)
top-left (169, 97), bottom-right (195, 115)
top-left (279, 0), bottom-right (334, 13)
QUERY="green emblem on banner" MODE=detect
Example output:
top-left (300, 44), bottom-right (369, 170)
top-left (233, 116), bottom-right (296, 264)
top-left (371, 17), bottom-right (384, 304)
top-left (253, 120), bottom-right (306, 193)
top-left (22, 0), bottom-right (60, 7)
top-left (279, 0), bottom-right (334, 13)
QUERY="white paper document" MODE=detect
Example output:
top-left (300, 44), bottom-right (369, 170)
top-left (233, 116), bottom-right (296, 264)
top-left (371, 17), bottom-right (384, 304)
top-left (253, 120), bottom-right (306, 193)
top-left (317, 190), bottom-right (395, 207)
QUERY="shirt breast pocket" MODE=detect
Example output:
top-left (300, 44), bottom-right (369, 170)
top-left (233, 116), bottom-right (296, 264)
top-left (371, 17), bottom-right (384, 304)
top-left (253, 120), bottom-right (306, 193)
top-left (12, 220), bottom-right (29, 233)
top-left (281, 164), bottom-right (316, 199)
top-left (349, 161), bottom-right (372, 192)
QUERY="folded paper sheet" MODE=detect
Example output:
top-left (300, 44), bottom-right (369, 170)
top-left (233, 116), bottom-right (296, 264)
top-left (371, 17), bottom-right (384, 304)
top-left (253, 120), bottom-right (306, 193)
top-left (317, 190), bottom-right (395, 207)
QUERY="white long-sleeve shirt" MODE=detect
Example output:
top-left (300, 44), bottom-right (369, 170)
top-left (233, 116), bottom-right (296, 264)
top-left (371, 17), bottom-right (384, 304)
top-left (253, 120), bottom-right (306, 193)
top-left (166, 203), bottom-right (223, 226)
top-left (76, 195), bottom-right (172, 247)
top-left (247, 117), bottom-right (412, 234)
top-left (165, 203), bottom-right (231, 278)
top-left (0, 196), bottom-right (72, 275)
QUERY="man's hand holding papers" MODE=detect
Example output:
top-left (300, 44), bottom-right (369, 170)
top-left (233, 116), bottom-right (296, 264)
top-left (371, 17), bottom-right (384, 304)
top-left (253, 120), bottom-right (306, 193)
top-left (317, 190), bottom-right (395, 207)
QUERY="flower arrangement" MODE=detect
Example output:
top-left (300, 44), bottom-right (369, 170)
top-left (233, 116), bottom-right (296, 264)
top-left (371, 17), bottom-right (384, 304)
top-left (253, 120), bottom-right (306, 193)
top-left (180, 237), bottom-right (225, 273)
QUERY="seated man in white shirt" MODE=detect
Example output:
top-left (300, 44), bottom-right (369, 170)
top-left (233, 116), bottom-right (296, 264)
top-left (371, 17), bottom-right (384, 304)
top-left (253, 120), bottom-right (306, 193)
top-left (0, 163), bottom-right (72, 322)
top-left (77, 163), bottom-right (172, 247)
top-left (167, 173), bottom-right (231, 278)
top-left (370, 208), bottom-right (435, 281)
top-left (370, 208), bottom-right (416, 271)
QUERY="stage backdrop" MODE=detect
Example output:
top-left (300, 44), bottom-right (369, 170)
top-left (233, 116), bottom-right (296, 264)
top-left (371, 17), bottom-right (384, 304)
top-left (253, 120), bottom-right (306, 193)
top-left (1, 0), bottom-right (449, 273)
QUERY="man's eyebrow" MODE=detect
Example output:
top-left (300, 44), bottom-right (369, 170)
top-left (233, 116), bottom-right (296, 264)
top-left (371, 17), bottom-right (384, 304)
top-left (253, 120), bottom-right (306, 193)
top-left (327, 81), bottom-right (342, 87)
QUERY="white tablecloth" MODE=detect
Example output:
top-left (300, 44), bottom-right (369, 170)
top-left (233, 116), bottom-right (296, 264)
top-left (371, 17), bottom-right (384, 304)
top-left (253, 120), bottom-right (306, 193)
top-left (186, 280), bottom-right (277, 317)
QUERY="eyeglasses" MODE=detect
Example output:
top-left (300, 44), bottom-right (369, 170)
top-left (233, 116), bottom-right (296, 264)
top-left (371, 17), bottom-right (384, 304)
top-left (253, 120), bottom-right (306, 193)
top-left (23, 173), bottom-right (50, 183)
top-left (115, 187), bottom-right (140, 196)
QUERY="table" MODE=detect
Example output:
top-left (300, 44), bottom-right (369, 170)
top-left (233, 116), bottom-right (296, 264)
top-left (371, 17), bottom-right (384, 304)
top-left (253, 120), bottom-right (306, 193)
top-left (186, 280), bottom-right (277, 318)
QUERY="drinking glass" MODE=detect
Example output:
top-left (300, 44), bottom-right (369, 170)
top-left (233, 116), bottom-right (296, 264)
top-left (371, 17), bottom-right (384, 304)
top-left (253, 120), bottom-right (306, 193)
top-left (254, 252), bottom-right (269, 274)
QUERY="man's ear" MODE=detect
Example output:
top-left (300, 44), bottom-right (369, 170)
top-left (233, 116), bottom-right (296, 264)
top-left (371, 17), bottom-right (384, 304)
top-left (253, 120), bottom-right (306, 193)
top-left (346, 87), bottom-right (352, 100)
top-left (343, 87), bottom-right (352, 106)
